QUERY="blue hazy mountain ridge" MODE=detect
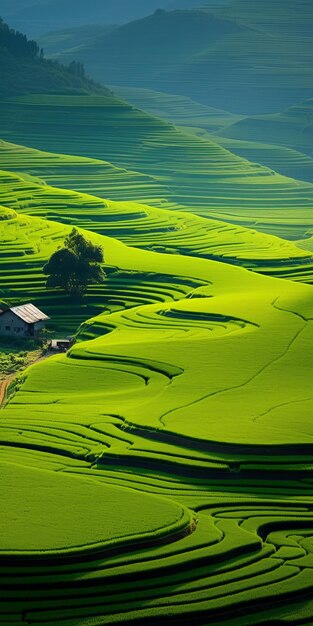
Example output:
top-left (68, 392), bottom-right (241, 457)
top-left (41, 0), bottom-right (313, 114)
top-left (1, 0), bottom-right (232, 36)
top-left (39, 9), bottom-right (245, 87)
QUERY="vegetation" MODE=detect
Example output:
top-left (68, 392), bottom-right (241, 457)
top-left (0, 17), bottom-right (107, 97)
top-left (1, 6), bottom-right (313, 625)
top-left (2, 94), bottom-right (313, 243)
top-left (44, 227), bottom-right (105, 296)
top-left (1, 180), bottom-right (313, 622)
top-left (2, 0), bottom-right (232, 37)
top-left (0, 17), bottom-right (41, 57)
top-left (39, 1), bottom-right (313, 114)
top-left (0, 351), bottom-right (27, 378)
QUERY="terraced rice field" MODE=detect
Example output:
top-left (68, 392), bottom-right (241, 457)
top-left (2, 95), bottom-right (313, 242)
top-left (1, 89), bottom-right (313, 624)
top-left (114, 86), bottom-right (313, 186)
top-left (1, 198), bottom-right (313, 623)
top-left (1, 157), bottom-right (313, 285)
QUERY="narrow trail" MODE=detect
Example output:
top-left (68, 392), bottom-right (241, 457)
top-left (0, 352), bottom-right (53, 410)
top-left (0, 374), bottom-right (14, 409)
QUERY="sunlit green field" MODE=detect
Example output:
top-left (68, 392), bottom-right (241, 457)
top-left (1, 49), bottom-right (313, 623)
top-left (1, 133), bottom-right (313, 623)
top-left (2, 94), bottom-right (313, 243)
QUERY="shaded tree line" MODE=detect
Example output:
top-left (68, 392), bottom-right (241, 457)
top-left (0, 17), bottom-right (42, 58)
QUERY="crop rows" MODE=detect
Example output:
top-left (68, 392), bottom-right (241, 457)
top-left (2, 95), bottom-right (313, 242)
top-left (1, 120), bottom-right (313, 624)
top-left (1, 159), bottom-right (313, 284)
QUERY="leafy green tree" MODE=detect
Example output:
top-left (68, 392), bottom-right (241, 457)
top-left (43, 228), bottom-right (105, 296)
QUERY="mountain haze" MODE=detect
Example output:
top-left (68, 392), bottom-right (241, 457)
top-left (1, 0), bottom-right (232, 36)
top-left (43, 0), bottom-right (313, 114)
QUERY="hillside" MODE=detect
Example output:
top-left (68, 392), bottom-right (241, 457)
top-left (3, 0), bottom-right (234, 37)
top-left (2, 193), bottom-right (313, 624)
top-left (2, 7), bottom-right (313, 626)
top-left (38, 24), bottom-right (117, 57)
top-left (41, 9), bottom-right (245, 86)
top-left (220, 99), bottom-right (313, 155)
top-left (113, 85), bottom-right (242, 132)
top-left (0, 18), bottom-right (106, 96)
top-left (2, 94), bottom-right (313, 242)
top-left (175, 0), bottom-right (313, 112)
top-left (2, 145), bottom-right (312, 284)
top-left (53, 1), bottom-right (313, 114)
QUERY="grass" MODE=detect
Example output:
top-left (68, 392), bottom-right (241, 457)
top-left (41, 1), bottom-right (313, 114)
top-left (112, 85), bottom-right (242, 133)
top-left (1, 462), bottom-right (191, 556)
top-left (2, 97), bottom-right (313, 244)
top-left (1, 64), bottom-right (313, 624)
top-left (220, 98), bottom-right (313, 156)
top-left (1, 162), bottom-right (313, 285)
top-left (1, 174), bottom-right (313, 623)
top-left (112, 86), bottom-right (313, 188)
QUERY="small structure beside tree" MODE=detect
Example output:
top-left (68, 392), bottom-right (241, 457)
top-left (49, 338), bottom-right (74, 353)
top-left (0, 304), bottom-right (49, 338)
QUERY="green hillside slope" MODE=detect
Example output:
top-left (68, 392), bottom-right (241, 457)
top-left (41, 9), bottom-right (246, 94)
top-left (2, 157), bottom-right (312, 283)
top-left (114, 86), bottom-right (313, 185)
top-left (45, 1), bottom-right (313, 113)
top-left (0, 18), bottom-right (106, 97)
top-left (1, 10), bottom-right (313, 626)
top-left (112, 85), bottom-right (241, 133)
top-left (1, 202), bottom-right (313, 624)
top-left (2, 95), bottom-right (313, 241)
top-left (39, 25), bottom-right (117, 57)
top-left (221, 99), bottom-right (313, 155)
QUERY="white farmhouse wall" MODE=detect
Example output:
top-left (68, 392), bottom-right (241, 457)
top-left (0, 311), bottom-right (29, 337)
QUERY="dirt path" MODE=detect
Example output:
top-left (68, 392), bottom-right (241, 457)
top-left (0, 352), bottom-right (53, 409)
top-left (0, 374), bottom-right (15, 409)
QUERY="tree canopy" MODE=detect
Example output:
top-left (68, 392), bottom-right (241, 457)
top-left (43, 228), bottom-right (105, 296)
top-left (0, 18), bottom-right (41, 58)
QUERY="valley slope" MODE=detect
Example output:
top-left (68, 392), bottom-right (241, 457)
top-left (1, 163), bottom-right (313, 624)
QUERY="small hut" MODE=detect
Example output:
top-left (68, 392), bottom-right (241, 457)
top-left (0, 304), bottom-right (49, 338)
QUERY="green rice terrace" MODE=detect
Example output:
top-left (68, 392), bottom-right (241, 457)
top-left (1, 3), bottom-right (313, 625)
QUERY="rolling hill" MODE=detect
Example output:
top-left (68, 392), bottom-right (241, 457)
top-left (2, 9), bottom-right (313, 626)
top-left (114, 86), bottom-right (313, 184)
top-left (0, 17), bottom-right (106, 97)
top-left (2, 94), bottom-right (313, 242)
top-left (41, 8), bottom-right (245, 89)
top-left (113, 85), bottom-right (242, 132)
top-left (2, 0), bottom-right (233, 37)
top-left (2, 145), bottom-right (313, 284)
top-left (50, 1), bottom-right (313, 114)
top-left (2, 192), bottom-right (313, 625)
top-left (220, 98), bottom-right (313, 155)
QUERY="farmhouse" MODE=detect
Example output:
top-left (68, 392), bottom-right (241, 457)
top-left (0, 304), bottom-right (49, 338)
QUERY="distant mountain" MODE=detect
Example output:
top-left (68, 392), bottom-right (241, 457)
top-left (0, 18), bottom-right (107, 97)
top-left (42, 9), bottom-right (244, 88)
top-left (46, 0), bottom-right (313, 114)
top-left (3, 0), bottom-right (233, 37)
top-left (168, 0), bottom-right (231, 6)
top-left (39, 25), bottom-right (117, 57)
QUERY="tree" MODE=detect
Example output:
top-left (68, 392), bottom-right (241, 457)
top-left (68, 61), bottom-right (86, 79)
top-left (43, 229), bottom-right (105, 296)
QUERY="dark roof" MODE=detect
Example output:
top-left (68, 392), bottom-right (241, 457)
top-left (1, 303), bottom-right (50, 324)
